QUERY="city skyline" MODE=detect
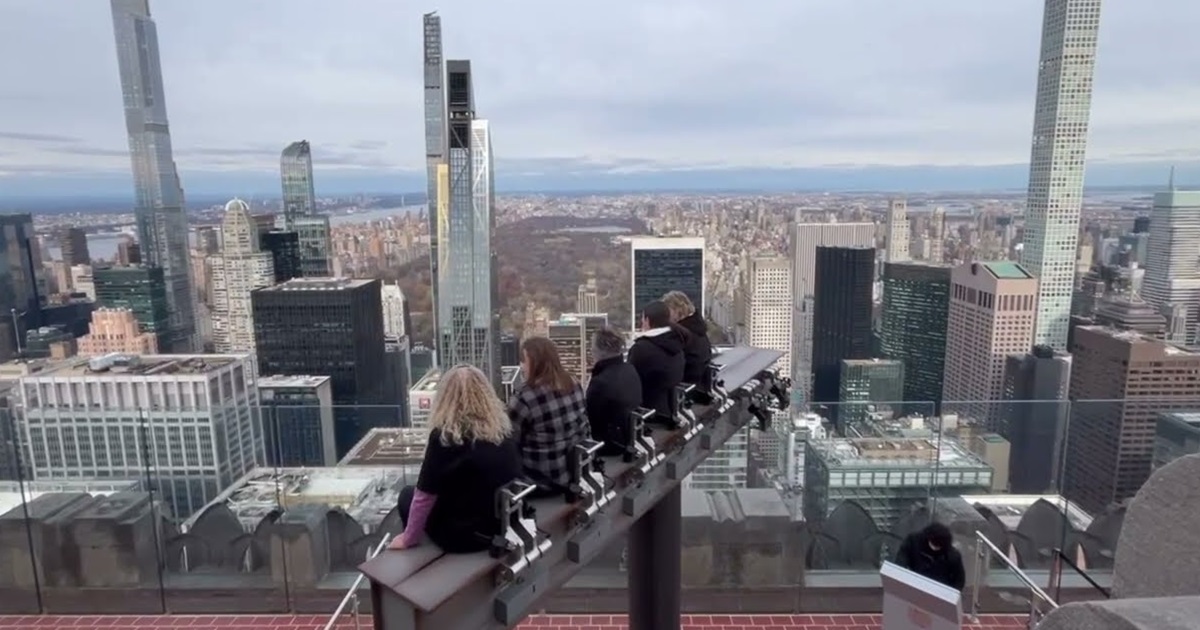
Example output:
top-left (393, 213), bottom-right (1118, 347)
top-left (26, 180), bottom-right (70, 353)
top-left (3, 1), bottom-right (1200, 197)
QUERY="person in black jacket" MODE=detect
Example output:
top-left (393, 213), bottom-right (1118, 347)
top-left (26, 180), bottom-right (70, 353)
top-left (585, 327), bottom-right (643, 456)
top-left (627, 300), bottom-right (686, 424)
top-left (662, 290), bottom-right (713, 397)
top-left (894, 522), bottom-right (966, 590)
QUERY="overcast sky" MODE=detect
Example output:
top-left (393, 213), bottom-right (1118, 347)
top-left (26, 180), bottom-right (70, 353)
top-left (1, 0), bottom-right (1198, 196)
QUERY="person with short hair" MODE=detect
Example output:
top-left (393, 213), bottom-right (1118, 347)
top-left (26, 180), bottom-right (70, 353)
top-left (508, 336), bottom-right (591, 495)
top-left (627, 300), bottom-right (686, 423)
top-left (894, 522), bottom-right (966, 590)
top-left (389, 364), bottom-right (521, 552)
top-left (585, 327), bottom-right (642, 455)
top-left (661, 290), bottom-right (713, 396)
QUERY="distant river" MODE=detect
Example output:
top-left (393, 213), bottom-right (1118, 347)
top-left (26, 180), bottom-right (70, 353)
top-left (48, 205), bottom-right (423, 262)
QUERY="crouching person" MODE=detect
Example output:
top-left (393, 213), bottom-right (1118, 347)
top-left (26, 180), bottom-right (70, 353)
top-left (509, 337), bottom-right (592, 496)
top-left (585, 327), bottom-right (642, 456)
top-left (389, 364), bottom-right (521, 552)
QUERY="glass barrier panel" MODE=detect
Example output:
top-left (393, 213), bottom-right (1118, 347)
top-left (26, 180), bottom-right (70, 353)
top-left (0, 405), bottom-right (41, 614)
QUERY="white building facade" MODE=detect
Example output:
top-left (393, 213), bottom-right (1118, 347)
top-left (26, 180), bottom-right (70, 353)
top-left (210, 199), bottom-right (275, 353)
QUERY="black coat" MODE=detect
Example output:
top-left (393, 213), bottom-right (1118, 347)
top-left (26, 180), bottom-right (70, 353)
top-left (676, 313), bottom-right (713, 391)
top-left (627, 327), bottom-right (686, 422)
top-left (895, 531), bottom-right (966, 590)
top-left (585, 355), bottom-right (643, 455)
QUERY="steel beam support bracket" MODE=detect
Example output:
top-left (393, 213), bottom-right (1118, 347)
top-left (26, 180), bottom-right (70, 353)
top-left (564, 439), bottom-right (614, 525)
top-left (489, 480), bottom-right (552, 583)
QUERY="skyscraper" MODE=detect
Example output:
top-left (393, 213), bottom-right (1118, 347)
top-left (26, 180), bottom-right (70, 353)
top-left (1018, 0), bottom-right (1103, 351)
top-left (280, 141), bottom-right (316, 228)
top-left (59, 228), bottom-right (90, 266)
top-left (746, 257), bottom-right (793, 378)
top-left (381, 282), bottom-right (410, 339)
top-left (879, 262), bottom-right (951, 408)
top-left (941, 262), bottom-right (1039, 425)
top-left (1140, 189), bottom-right (1200, 345)
top-left (885, 199), bottom-right (910, 263)
top-left (424, 12), bottom-right (446, 341)
top-left (811, 247), bottom-right (874, 406)
top-left (109, 0), bottom-right (195, 352)
top-left (210, 199), bottom-right (275, 353)
top-left (629, 236), bottom-right (705, 329)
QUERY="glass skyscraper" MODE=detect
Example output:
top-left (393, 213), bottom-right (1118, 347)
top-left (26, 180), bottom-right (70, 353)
top-left (879, 262), bottom-right (951, 409)
top-left (423, 13), bottom-right (446, 338)
top-left (109, 0), bottom-right (195, 352)
top-left (280, 140), bottom-right (316, 226)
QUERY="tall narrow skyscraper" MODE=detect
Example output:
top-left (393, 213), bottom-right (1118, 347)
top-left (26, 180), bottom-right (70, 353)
top-left (110, 0), bottom-right (196, 352)
top-left (885, 199), bottom-right (910, 263)
top-left (210, 199), bottom-right (275, 353)
top-left (629, 236), bottom-right (705, 329)
top-left (280, 140), bottom-right (317, 227)
top-left (423, 12), bottom-right (446, 342)
top-left (1140, 189), bottom-right (1200, 345)
top-left (434, 60), bottom-right (498, 388)
top-left (811, 247), bottom-right (874, 406)
top-left (1018, 0), bottom-right (1103, 351)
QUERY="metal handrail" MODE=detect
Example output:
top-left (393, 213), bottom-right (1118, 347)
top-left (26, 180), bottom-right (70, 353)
top-left (970, 531), bottom-right (1059, 628)
top-left (1049, 547), bottom-right (1111, 602)
top-left (322, 534), bottom-right (393, 630)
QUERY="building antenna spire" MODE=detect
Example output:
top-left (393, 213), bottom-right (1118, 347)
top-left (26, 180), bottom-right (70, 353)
top-left (1169, 165), bottom-right (1177, 191)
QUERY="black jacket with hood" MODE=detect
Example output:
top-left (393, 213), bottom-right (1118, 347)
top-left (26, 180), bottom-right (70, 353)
top-left (676, 312), bottom-right (713, 392)
top-left (894, 528), bottom-right (966, 590)
top-left (626, 326), bottom-right (686, 422)
top-left (585, 355), bottom-right (643, 455)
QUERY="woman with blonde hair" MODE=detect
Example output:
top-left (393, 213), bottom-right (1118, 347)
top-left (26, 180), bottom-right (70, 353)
top-left (509, 336), bottom-right (591, 495)
top-left (389, 364), bottom-right (521, 552)
top-left (661, 290), bottom-right (713, 397)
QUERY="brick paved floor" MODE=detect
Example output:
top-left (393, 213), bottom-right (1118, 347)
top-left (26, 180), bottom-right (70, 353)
top-left (0, 613), bottom-right (1028, 629)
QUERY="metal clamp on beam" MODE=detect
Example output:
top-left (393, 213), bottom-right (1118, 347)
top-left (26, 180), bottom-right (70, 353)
top-left (759, 369), bottom-right (792, 412)
top-left (489, 480), bottom-right (551, 582)
top-left (625, 407), bottom-right (665, 473)
top-left (708, 363), bottom-right (729, 405)
top-left (674, 383), bottom-right (701, 441)
top-left (565, 439), bottom-right (615, 523)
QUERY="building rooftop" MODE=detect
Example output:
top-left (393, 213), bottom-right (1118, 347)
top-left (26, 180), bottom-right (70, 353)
top-left (0, 480), bottom-right (140, 518)
top-left (188, 466), bottom-right (416, 532)
top-left (981, 261), bottom-right (1033, 280)
top-left (842, 358), bottom-right (903, 368)
top-left (259, 277), bottom-right (374, 291)
top-left (339, 427), bottom-right (429, 466)
top-left (411, 368), bottom-right (441, 393)
top-left (627, 235), bottom-right (705, 250)
top-left (257, 374), bottom-right (330, 389)
top-left (809, 436), bottom-right (990, 469)
top-left (27, 354), bottom-right (243, 378)
top-left (961, 494), bottom-right (1093, 532)
top-left (1082, 326), bottom-right (1200, 355)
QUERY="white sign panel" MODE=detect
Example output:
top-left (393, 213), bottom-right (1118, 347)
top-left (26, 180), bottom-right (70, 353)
top-left (880, 561), bottom-right (963, 630)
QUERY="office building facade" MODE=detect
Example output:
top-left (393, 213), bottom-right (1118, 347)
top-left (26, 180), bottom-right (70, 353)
top-left (290, 215), bottom-right (331, 278)
top-left (1000, 346), bottom-right (1072, 493)
top-left (94, 265), bottom-right (170, 338)
top-left (629, 236), bottom-right (705, 328)
top-left (280, 141), bottom-right (316, 228)
top-left (19, 353), bottom-right (262, 519)
top-left (59, 228), bottom-right (90, 266)
top-left (423, 12), bottom-right (446, 339)
top-left (941, 262), bottom-right (1038, 425)
top-left (884, 199), bottom-right (910, 263)
top-left (746, 257), bottom-right (793, 379)
top-left (879, 262), bottom-right (951, 409)
top-left (811, 247), bottom-right (874, 406)
top-left (1141, 190), bottom-right (1200, 345)
top-left (77, 307), bottom-right (158, 355)
top-left (1018, 0), bottom-right (1103, 351)
top-left (109, 0), bottom-right (196, 352)
top-left (259, 230), bottom-right (301, 283)
top-left (258, 374), bottom-right (336, 468)
top-left (838, 359), bottom-right (905, 432)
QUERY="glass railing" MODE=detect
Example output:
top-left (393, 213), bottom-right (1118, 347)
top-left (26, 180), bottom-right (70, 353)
top-left (0, 396), bottom-right (1186, 617)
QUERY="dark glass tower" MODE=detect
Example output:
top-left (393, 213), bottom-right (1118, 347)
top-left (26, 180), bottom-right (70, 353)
top-left (280, 141), bottom-right (316, 227)
top-left (259, 230), bottom-right (302, 283)
top-left (631, 238), bottom-right (705, 323)
top-left (251, 278), bottom-right (388, 456)
top-left (93, 265), bottom-right (170, 337)
top-left (879, 262), bottom-right (951, 409)
top-left (423, 13), bottom-right (446, 342)
top-left (59, 227), bottom-right (91, 266)
top-left (110, 0), bottom-right (195, 352)
top-left (811, 246), bottom-right (874, 405)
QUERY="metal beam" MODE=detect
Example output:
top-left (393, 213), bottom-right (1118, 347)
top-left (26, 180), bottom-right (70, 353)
top-left (628, 485), bottom-right (682, 630)
top-left (362, 346), bottom-right (785, 630)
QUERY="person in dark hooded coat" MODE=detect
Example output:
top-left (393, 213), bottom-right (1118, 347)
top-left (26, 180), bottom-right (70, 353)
top-left (627, 300), bottom-right (686, 423)
top-left (894, 522), bottom-right (966, 590)
top-left (662, 290), bottom-right (713, 397)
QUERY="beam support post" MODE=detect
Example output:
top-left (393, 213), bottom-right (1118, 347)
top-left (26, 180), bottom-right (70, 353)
top-left (627, 484), bottom-right (682, 630)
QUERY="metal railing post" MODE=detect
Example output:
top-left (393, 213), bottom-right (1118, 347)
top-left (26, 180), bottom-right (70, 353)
top-left (970, 536), bottom-right (988, 622)
top-left (973, 532), bottom-right (1059, 628)
top-left (323, 534), bottom-right (392, 630)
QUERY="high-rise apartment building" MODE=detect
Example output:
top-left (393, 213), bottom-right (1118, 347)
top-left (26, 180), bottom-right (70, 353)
top-left (251, 278), bottom-right (388, 455)
top-left (210, 200), bottom-right (275, 353)
top-left (59, 228), bottom-right (90, 266)
top-left (811, 247), bottom-right (874, 406)
top-left (546, 313), bottom-right (609, 385)
top-left (577, 277), bottom-right (600, 314)
top-left (93, 265), bottom-right (169, 339)
top-left (746, 257), bottom-right (793, 378)
top-left (942, 262), bottom-right (1039, 425)
top-left (19, 353), bottom-right (263, 519)
top-left (879, 262), bottom-right (951, 408)
top-left (885, 199), bottom-right (910, 263)
top-left (1141, 190), bottom-right (1200, 345)
top-left (381, 282), bottom-right (410, 339)
top-left (77, 307), bottom-right (158, 355)
top-left (1066, 326), bottom-right (1200, 514)
top-left (629, 236), bottom-right (705, 329)
top-left (109, 0), bottom-right (196, 352)
top-left (423, 12), bottom-right (446, 340)
top-left (291, 215), bottom-right (332, 278)
top-left (1018, 0), bottom-right (1103, 351)
top-left (280, 141), bottom-right (316, 228)
top-left (790, 222), bottom-right (875, 390)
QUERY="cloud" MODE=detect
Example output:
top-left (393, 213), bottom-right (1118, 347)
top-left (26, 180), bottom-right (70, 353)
top-left (1, 0), bottom-right (1199, 194)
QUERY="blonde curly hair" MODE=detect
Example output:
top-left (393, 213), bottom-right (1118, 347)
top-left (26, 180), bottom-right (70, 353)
top-left (429, 364), bottom-right (513, 446)
top-left (661, 290), bottom-right (695, 322)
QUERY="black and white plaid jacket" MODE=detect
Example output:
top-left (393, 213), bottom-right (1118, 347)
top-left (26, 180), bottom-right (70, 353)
top-left (507, 381), bottom-right (591, 489)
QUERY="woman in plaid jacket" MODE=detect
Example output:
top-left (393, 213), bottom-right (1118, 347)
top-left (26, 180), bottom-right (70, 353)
top-left (507, 336), bottom-right (592, 495)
